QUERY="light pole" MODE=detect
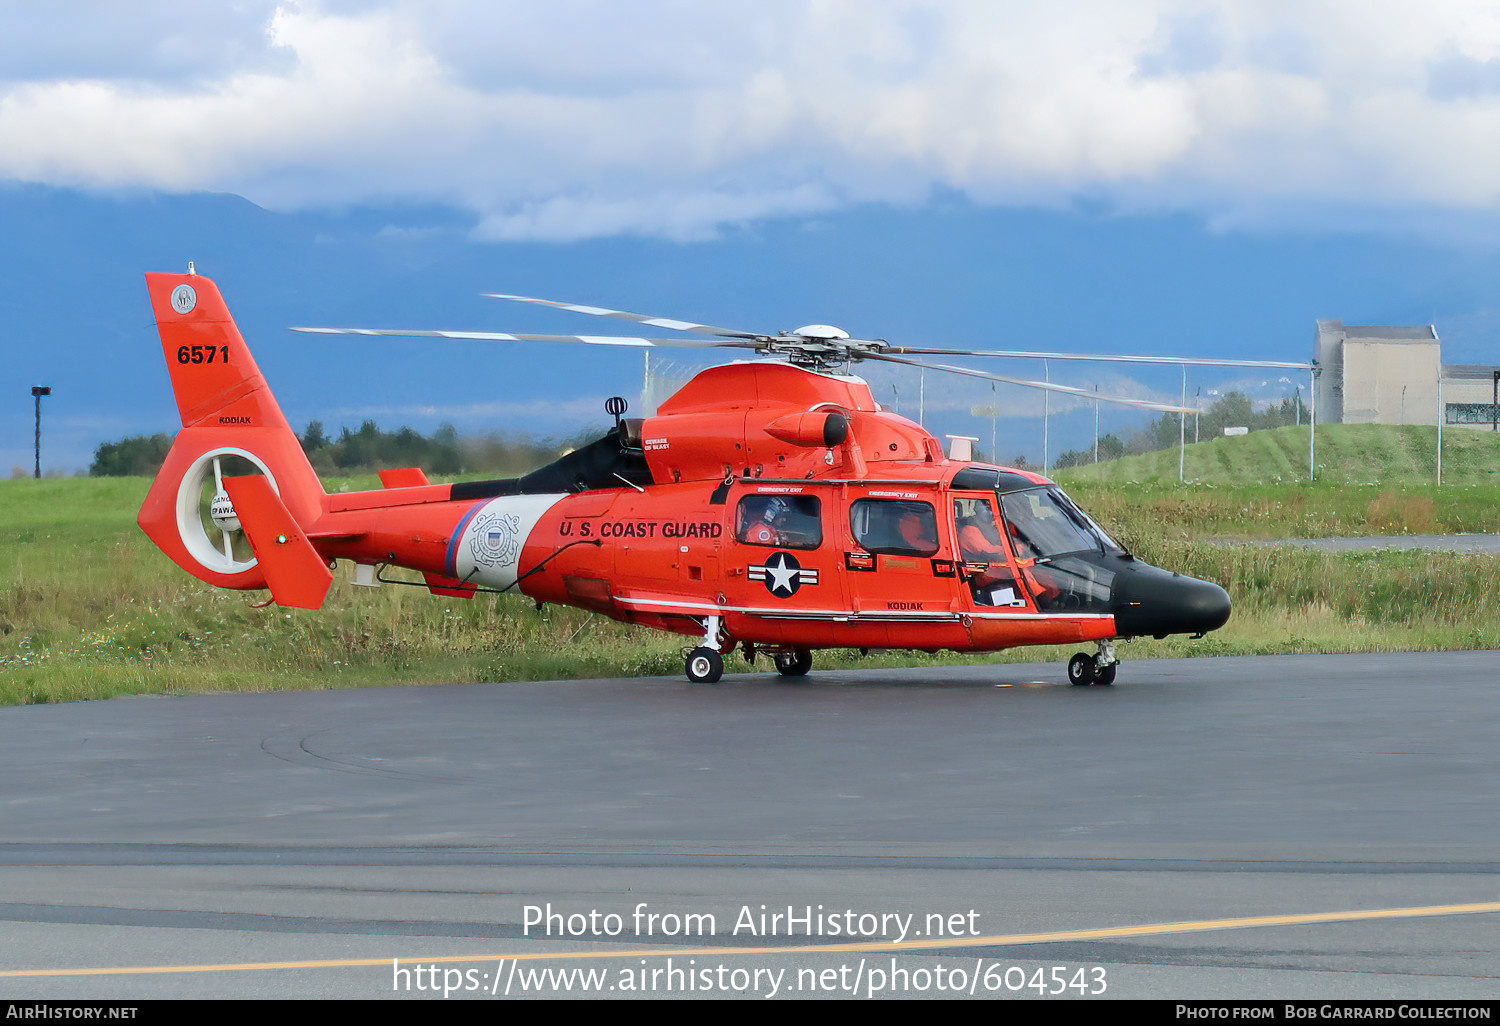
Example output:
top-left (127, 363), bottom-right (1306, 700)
top-left (1179, 364), bottom-right (1187, 484)
top-left (1042, 360), bottom-right (1050, 476)
top-left (31, 386), bottom-right (50, 479)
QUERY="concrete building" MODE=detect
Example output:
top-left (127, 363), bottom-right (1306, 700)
top-left (1314, 320), bottom-right (1500, 428)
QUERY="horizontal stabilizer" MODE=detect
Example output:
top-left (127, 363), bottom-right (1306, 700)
top-left (378, 467), bottom-right (430, 488)
top-left (223, 475), bottom-right (333, 610)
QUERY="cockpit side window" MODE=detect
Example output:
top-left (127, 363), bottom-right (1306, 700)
top-left (954, 495), bottom-right (1030, 607)
top-left (953, 496), bottom-right (1008, 564)
top-left (735, 494), bottom-right (822, 549)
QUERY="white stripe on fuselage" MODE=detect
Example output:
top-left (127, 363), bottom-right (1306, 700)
top-left (452, 494), bottom-right (567, 591)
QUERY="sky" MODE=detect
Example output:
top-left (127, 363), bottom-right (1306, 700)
top-left (4, 1), bottom-right (1500, 472)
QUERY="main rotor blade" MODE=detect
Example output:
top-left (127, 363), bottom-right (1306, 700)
top-left (885, 345), bottom-right (1315, 371)
top-left (482, 293), bottom-right (768, 341)
top-left (866, 353), bottom-right (1197, 414)
top-left (290, 327), bottom-right (760, 350)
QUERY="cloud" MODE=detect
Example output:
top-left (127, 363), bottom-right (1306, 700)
top-left (0, 1), bottom-right (288, 87)
top-left (470, 184), bottom-right (839, 243)
top-left (8, 1), bottom-right (1500, 239)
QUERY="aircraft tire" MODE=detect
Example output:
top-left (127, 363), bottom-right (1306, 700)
top-left (1067, 652), bottom-right (1097, 686)
top-left (686, 647), bottom-right (724, 685)
top-left (1094, 662), bottom-right (1117, 686)
top-left (774, 648), bottom-right (813, 677)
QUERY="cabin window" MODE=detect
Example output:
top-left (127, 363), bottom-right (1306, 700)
top-left (735, 494), bottom-right (822, 549)
top-left (849, 499), bottom-right (940, 557)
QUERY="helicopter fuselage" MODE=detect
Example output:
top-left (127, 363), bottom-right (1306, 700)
top-left (307, 362), bottom-right (1229, 655)
top-left (137, 271), bottom-right (1230, 685)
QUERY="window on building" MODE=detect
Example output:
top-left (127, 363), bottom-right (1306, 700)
top-left (1446, 403), bottom-right (1500, 426)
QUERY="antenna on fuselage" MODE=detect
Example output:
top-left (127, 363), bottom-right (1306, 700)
top-left (605, 396), bottom-right (628, 432)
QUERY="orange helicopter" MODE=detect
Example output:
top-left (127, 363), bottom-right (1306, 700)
top-left (137, 268), bottom-right (1230, 685)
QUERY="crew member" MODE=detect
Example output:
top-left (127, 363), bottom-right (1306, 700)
top-left (956, 499), bottom-right (1022, 606)
top-left (896, 508), bottom-right (938, 554)
top-left (956, 501), bottom-right (1007, 563)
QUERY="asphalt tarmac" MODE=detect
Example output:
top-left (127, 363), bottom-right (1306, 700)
top-left (0, 651), bottom-right (1497, 1000)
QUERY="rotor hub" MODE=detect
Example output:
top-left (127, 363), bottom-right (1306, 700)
top-left (790, 324), bottom-right (850, 340)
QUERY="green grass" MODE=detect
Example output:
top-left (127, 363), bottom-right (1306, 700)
top-left (1057, 425), bottom-right (1500, 541)
top-left (1059, 480), bottom-right (1500, 541)
top-left (1061, 423), bottom-right (1500, 488)
top-left (0, 476), bottom-right (690, 703)
top-left (4, 435), bottom-right (1500, 705)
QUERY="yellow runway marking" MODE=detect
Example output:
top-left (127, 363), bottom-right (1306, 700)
top-left (3, 900), bottom-right (1498, 978)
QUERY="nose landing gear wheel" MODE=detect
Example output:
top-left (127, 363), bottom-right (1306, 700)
top-left (773, 648), bottom-right (813, 677)
top-left (1094, 662), bottom-right (1117, 686)
top-left (686, 647), bottom-right (724, 684)
top-left (1067, 652), bottom-right (1097, 686)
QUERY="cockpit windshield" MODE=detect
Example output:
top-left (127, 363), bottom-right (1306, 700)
top-left (999, 486), bottom-right (1120, 559)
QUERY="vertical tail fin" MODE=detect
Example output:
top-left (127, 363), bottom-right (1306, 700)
top-left (138, 270), bottom-right (326, 590)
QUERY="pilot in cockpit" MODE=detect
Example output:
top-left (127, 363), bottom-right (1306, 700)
top-left (955, 498), bottom-right (1023, 607)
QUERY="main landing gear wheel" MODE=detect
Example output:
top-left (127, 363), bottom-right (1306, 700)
top-left (1094, 662), bottom-right (1117, 686)
top-left (1067, 652), bottom-right (1096, 686)
top-left (685, 647), bottom-right (724, 685)
top-left (773, 648), bottom-right (813, 677)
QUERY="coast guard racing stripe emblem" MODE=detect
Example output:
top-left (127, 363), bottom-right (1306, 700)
top-left (748, 551), bottom-right (819, 597)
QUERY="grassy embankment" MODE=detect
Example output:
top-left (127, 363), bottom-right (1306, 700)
top-left (3, 423), bottom-right (1499, 704)
top-left (1058, 424), bottom-right (1500, 663)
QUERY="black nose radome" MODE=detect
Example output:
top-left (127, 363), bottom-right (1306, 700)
top-left (1111, 563), bottom-right (1231, 639)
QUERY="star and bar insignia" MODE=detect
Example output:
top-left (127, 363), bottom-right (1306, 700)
top-left (748, 551), bottom-right (820, 597)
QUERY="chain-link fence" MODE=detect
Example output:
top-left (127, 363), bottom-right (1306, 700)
top-left (636, 349), bottom-right (1500, 488)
